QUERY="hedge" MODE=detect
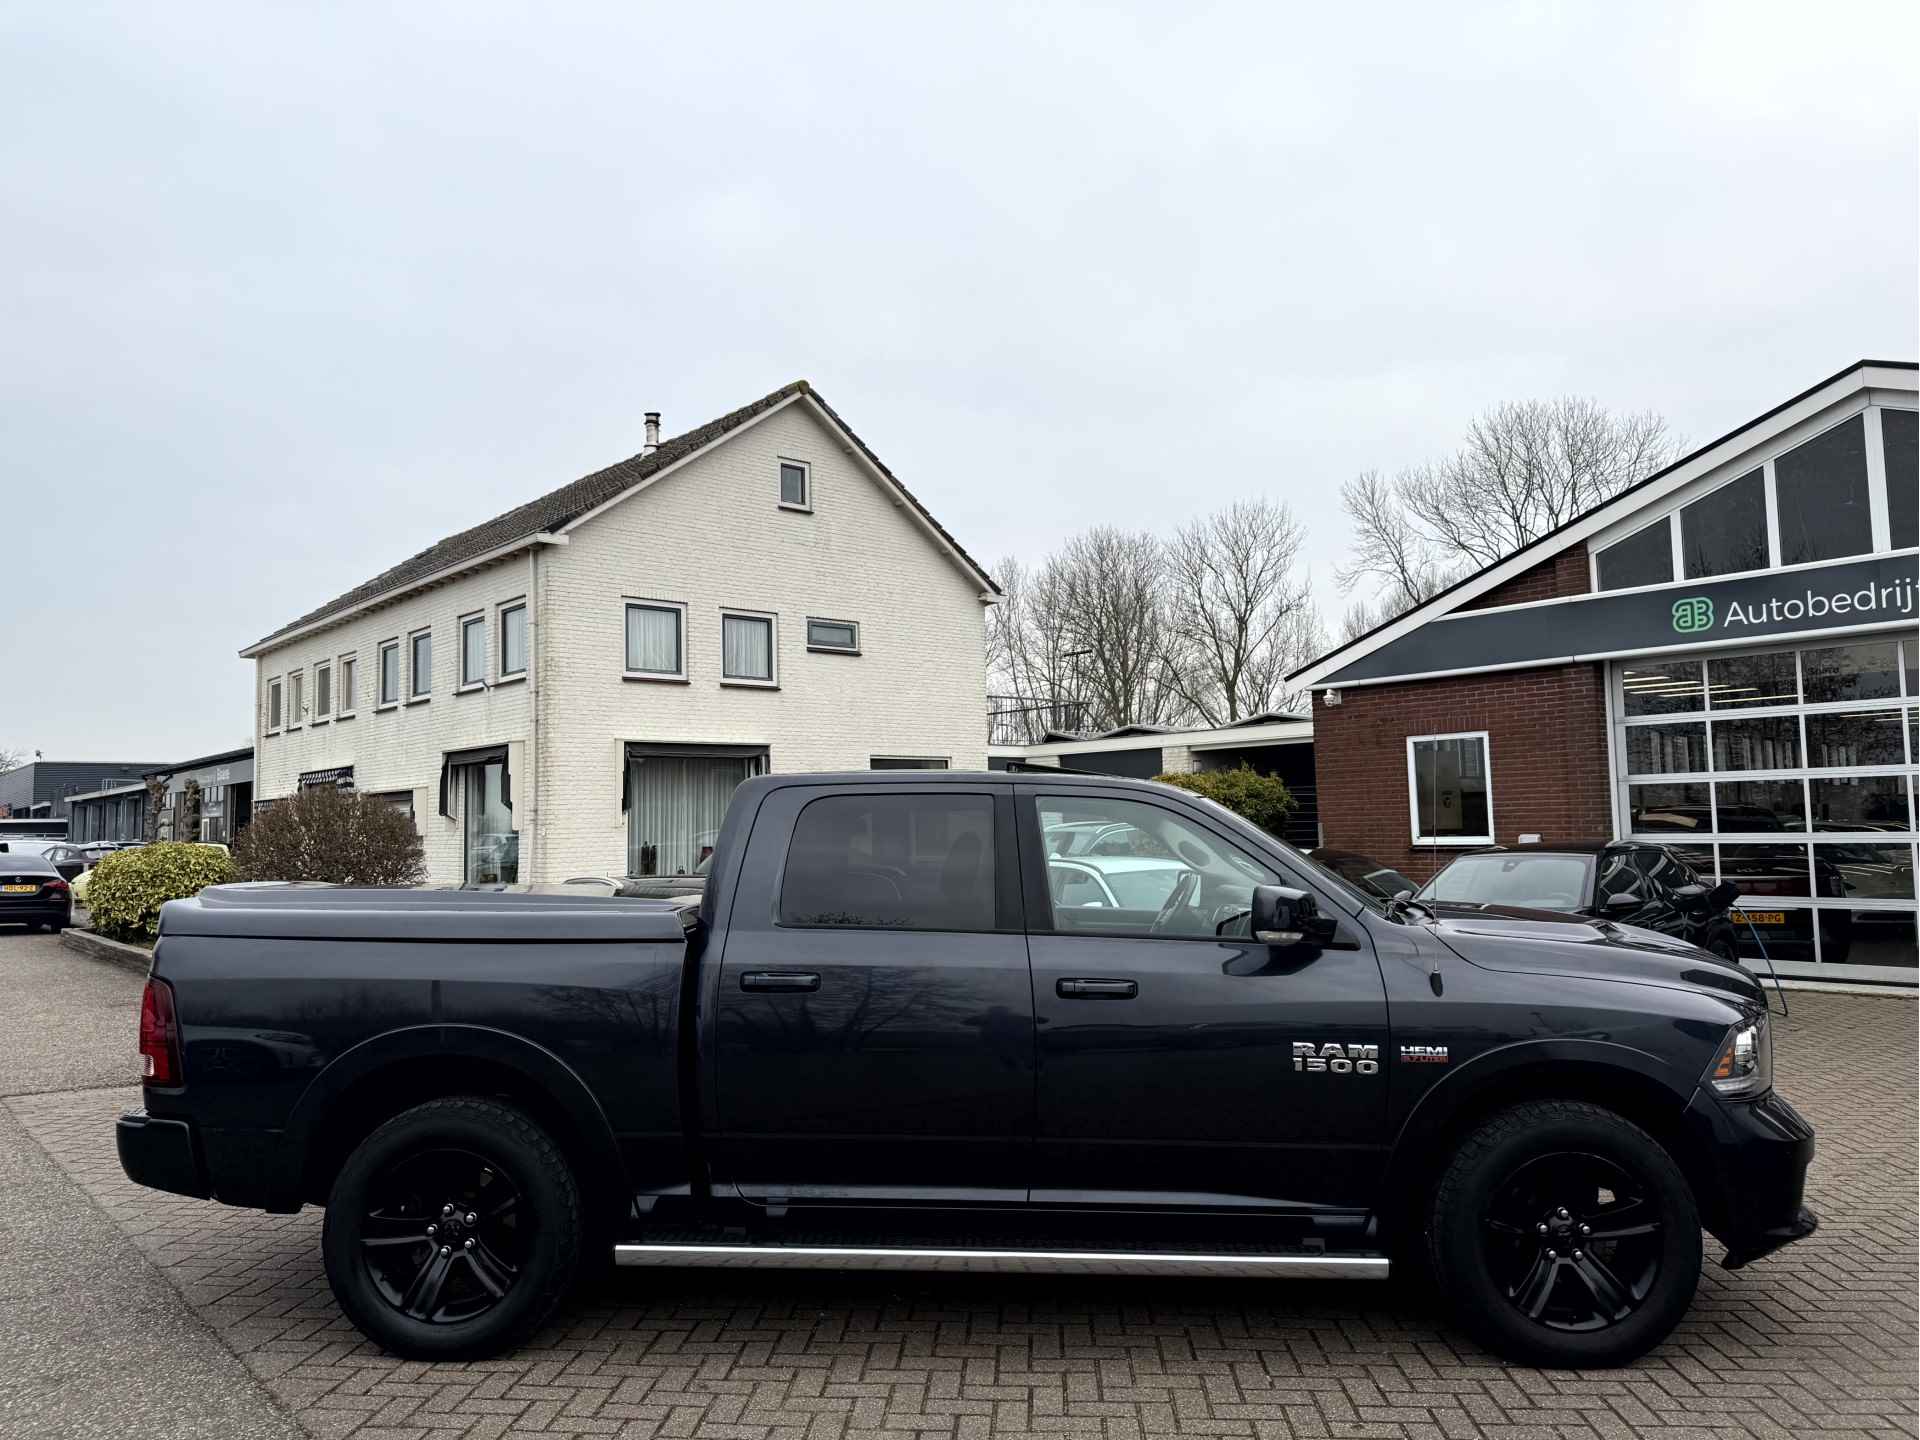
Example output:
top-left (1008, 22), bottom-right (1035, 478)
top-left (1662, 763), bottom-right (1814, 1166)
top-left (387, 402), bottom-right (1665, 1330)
top-left (1152, 764), bottom-right (1296, 835)
top-left (84, 841), bottom-right (236, 943)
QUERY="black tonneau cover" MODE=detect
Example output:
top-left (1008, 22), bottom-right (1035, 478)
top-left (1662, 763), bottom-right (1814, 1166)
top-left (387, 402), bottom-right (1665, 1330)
top-left (160, 883), bottom-right (694, 944)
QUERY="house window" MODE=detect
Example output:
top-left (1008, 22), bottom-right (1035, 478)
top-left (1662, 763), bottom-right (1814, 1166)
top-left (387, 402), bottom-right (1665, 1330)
top-left (1681, 468), bottom-right (1768, 579)
top-left (315, 662), bottom-right (332, 719)
top-left (1595, 518), bottom-right (1673, 592)
top-left (460, 614), bottom-right (486, 688)
top-left (721, 611), bottom-right (776, 684)
top-left (779, 460), bottom-right (810, 509)
top-left (1406, 732), bottom-right (1494, 845)
top-left (500, 602), bottom-right (527, 676)
top-left (805, 617), bottom-right (860, 654)
top-left (378, 641), bottom-right (400, 706)
top-left (624, 601), bottom-right (685, 679)
top-left (462, 762), bottom-right (518, 885)
top-left (1774, 414), bottom-right (1872, 566)
top-left (288, 671), bottom-right (304, 729)
top-left (267, 679), bottom-right (283, 732)
top-left (409, 629), bottom-right (432, 698)
top-left (338, 655), bottom-right (357, 715)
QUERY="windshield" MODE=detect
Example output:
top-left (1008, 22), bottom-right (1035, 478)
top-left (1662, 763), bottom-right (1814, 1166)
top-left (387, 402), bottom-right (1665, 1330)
top-left (1102, 867), bottom-right (1185, 908)
top-left (1419, 853), bottom-right (1597, 911)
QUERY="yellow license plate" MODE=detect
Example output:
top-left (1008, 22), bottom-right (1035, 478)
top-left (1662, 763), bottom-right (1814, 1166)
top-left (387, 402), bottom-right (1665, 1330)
top-left (0, 883), bottom-right (39, 893)
top-left (1730, 910), bottom-right (1786, 925)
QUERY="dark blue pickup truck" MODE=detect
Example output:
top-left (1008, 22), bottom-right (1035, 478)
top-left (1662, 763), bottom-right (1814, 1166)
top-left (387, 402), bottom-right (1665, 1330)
top-left (119, 770), bottom-right (1815, 1368)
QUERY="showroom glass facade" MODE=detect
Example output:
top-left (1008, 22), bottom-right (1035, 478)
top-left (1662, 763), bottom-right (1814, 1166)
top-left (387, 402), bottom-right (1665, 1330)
top-left (1615, 634), bottom-right (1918, 977)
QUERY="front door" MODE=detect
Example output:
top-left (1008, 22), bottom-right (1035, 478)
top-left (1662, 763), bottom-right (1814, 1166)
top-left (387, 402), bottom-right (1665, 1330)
top-left (1023, 789), bottom-right (1390, 1212)
top-left (709, 782), bottom-right (1034, 1205)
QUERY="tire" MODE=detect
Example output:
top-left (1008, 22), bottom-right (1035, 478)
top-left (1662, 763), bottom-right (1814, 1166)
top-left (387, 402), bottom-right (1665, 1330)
top-left (321, 1097), bottom-right (582, 1360)
top-left (1427, 1100), bottom-right (1700, 1368)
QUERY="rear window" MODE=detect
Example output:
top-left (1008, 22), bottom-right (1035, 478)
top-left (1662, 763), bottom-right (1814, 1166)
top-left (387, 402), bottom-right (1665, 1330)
top-left (779, 793), bottom-right (997, 932)
top-left (1420, 853), bottom-right (1596, 911)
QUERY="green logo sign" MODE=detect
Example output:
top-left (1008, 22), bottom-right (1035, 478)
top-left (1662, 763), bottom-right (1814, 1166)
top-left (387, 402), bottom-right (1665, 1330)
top-left (1671, 596), bottom-right (1714, 633)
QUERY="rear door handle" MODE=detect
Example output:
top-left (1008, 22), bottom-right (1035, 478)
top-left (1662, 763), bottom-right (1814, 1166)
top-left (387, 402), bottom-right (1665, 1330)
top-left (740, 971), bottom-right (821, 993)
top-left (1056, 977), bottom-right (1138, 999)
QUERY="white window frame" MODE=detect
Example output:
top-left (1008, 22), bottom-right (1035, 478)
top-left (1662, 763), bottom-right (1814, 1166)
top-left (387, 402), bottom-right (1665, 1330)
top-left (777, 457), bottom-right (812, 513)
top-left (377, 639), bottom-right (401, 709)
top-left (266, 677), bottom-right (283, 734)
top-left (1405, 730), bottom-right (1495, 847)
top-left (623, 598), bottom-right (688, 682)
top-left (287, 669), bottom-right (304, 731)
top-left (719, 608), bottom-right (779, 687)
top-left (407, 627), bottom-right (432, 702)
top-left (337, 653), bottom-right (357, 718)
top-left (805, 616), bottom-right (861, 654)
top-left (313, 660), bottom-right (332, 724)
top-left (458, 612), bottom-right (487, 691)
top-left (498, 599), bottom-right (527, 681)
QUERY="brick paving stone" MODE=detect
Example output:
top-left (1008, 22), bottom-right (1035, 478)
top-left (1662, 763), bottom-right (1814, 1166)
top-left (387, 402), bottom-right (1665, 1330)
top-left (6, 991), bottom-right (1914, 1439)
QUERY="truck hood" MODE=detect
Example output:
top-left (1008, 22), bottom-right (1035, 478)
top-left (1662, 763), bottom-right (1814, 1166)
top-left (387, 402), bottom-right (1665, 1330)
top-left (1425, 901), bottom-right (1764, 1005)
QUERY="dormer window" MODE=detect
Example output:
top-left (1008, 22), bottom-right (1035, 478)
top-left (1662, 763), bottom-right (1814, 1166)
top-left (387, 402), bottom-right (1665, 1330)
top-left (779, 460), bottom-right (811, 511)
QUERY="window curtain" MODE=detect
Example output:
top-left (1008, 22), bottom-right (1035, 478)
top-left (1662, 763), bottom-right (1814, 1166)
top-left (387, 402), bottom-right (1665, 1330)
top-left (722, 615), bottom-right (771, 679)
top-left (626, 606), bottom-right (680, 672)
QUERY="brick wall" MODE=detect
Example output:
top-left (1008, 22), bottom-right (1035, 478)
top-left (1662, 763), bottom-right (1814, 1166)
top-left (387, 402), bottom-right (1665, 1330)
top-left (1456, 541), bottom-right (1590, 611)
top-left (1311, 663), bottom-right (1612, 882)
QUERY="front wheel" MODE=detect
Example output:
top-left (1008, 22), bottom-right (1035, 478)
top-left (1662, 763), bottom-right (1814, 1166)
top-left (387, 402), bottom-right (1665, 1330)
top-left (321, 1097), bottom-right (582, 1359)
top-left (1428, 1100), bottom-right (1700, 1367)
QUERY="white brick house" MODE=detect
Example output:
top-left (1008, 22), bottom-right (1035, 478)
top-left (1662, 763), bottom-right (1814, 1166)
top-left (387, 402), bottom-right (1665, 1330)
top-left (241, 383), bottom-right (998, 886)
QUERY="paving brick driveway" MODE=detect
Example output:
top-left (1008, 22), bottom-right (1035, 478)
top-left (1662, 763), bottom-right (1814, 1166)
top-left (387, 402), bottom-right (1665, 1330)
top-left (6, 938), bottom-right (1916, 1440)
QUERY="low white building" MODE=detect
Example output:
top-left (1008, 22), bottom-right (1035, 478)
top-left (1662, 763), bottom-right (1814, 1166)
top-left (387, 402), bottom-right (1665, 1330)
top-left (241, 382), bottom-right (998, 886)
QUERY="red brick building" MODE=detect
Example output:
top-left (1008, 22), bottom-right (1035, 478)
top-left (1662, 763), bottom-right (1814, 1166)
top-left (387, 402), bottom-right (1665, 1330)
top-left (1293, 361), bottom-right (1918, 983)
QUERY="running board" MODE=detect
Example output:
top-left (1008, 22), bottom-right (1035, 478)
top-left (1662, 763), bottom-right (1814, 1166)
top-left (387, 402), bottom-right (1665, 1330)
top-left (613, 1242), bottom-right (1390, 1279)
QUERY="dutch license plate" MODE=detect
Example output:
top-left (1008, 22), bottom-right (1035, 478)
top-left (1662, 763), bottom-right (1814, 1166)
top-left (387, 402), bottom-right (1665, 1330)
top-left (0, 883), bottom-right (39, 893)
top-left (1730, 910), bottom-right (1786, 925)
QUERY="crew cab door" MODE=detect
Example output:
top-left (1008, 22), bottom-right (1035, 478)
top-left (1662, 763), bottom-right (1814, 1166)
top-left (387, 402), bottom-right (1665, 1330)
top-left (1022, 789), bottom-right (1390, 1211)
top-left (707, 781), bottom-right (1033, 1205)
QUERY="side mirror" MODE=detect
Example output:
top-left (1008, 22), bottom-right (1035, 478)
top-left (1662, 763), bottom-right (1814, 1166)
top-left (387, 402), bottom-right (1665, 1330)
top-left (1708, 880), bottom-right (1739, 910)
top-left (1251, 884), bottom-right (1336, 948)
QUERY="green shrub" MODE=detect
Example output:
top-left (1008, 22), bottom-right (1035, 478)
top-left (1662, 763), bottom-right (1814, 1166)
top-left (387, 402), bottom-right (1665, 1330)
top-left (85, 841), bottom-right (236, 943)
top-left (1153, 764), bottom-right (1296, 835)
top-left (232, 784), bottom-right (426, 886)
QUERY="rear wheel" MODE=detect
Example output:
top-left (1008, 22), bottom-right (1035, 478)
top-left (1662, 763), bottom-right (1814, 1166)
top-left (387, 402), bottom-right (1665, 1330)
top-left (1428, 1100), bottom-right (1700, 1367)
top-left (321, 1097), bottom-right (581, 1359)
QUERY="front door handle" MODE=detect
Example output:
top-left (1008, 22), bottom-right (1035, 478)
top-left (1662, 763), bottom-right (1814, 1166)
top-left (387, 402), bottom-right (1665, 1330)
top-left (1056, 977), bottom-right (1138, 999)
top-left (740, 971), bottom-right (821, 993)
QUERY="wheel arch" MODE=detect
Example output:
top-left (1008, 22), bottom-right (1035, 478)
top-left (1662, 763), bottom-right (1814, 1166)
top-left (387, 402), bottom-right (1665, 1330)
top-left (290, 1025), bottom-right (627, 1222)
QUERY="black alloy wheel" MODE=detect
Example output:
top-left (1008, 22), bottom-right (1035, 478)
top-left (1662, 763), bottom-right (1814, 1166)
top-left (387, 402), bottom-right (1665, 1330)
top-left (322, 1097), bottom-right (581, 1359)
top-left (1482, 1151), bottom-right (1664, 1331)
top-left (358, 1147), bottom-right (525, 1324)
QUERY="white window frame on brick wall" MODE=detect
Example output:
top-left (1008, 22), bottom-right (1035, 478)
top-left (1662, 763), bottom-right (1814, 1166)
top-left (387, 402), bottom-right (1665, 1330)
top-left (408, 627), bottom-right (433, 702)
top-left (287, 669), bottom-right (305, 731)
top-left (498, 600), bottom-right (527, 681)
top-left (777, 458), bottom-right (811, 513)
top-left (623, 599), bottom-right (687, 682)
top-left (313, 660), bottom-right (332, 724)
top-left (337, 653), bottom-right (357, 718)
top-left (377, 640), bottom-right (401, 709)
top-left (720, 608), bottom-right (778, 687)
top-left (1405, 730), bottom-right (1495, 847)
top-left (458, 612), bottom-right (487, 692)
top-left (266, 677), bottom-right (283, 734)
top-left (805, 616), bottom-right (860, 654)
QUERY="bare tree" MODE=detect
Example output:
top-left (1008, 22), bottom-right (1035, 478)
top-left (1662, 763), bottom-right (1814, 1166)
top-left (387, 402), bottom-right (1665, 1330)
top-left (1336, 396), bottom-right (1679, 626)
top-left (1163, 499), bottom-right (1324, 723)
top-left (0, 746), bottom-right (25, 777)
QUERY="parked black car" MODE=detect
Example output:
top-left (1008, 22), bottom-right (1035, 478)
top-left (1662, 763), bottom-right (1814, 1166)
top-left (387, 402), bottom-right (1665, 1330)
top-left (0, 848), bottom-right (74, 932)
top-left (1307, 848), bottom-right (1421, 901)
top-left (1419, 843), bottom-right (1741, 960)
top-left (119, 772), bottom-right (1813, 1370)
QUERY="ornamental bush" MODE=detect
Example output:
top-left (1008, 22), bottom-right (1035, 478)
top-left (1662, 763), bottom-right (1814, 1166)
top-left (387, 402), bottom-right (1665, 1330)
top-left (1152, 764), bottom-right (1296, 835)
top-left (85, 841), bottom-right (236, 943)
top-left (232, 784), bottom-right (426, 887)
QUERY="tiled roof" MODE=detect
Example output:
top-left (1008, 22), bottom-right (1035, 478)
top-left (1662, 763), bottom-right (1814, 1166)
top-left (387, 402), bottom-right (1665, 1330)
top-left (244, 380), bottom-right (996, 653)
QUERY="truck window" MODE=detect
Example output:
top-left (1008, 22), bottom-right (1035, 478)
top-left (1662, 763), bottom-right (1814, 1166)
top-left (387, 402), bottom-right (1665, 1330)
top-left (779, 793), bottom-right (997, 932)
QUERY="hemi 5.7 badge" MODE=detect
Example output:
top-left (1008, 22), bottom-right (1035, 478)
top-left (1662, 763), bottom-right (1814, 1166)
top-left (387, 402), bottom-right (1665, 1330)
top-left (1400, 1044), bottom-right (1450, 1064)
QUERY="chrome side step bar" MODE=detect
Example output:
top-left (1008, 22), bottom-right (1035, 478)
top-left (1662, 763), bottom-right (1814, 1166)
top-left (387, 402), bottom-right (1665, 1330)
top-left (614, 1242), bottom-right (1389, 1279)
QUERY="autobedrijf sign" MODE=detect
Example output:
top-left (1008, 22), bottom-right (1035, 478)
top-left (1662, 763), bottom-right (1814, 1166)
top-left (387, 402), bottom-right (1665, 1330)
top-left (1326, 552), bottom-right (1918, 685)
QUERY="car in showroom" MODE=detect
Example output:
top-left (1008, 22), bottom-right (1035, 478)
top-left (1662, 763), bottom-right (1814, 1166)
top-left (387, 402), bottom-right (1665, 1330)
top-left (1419, 842), bottom-right (1741, 960)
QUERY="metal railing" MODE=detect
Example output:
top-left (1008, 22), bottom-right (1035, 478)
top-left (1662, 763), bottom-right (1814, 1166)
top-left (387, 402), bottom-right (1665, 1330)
top-left (987, 697), bottom-right (1089, 747)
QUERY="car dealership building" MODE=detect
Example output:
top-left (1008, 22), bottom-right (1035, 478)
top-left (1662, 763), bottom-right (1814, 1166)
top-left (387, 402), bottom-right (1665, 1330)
top-left (1294, 360), bottom-right (1918, 984)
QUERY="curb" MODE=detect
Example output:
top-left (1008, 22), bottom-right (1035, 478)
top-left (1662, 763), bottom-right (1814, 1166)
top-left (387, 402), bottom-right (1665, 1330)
top-left (59, 927), bottom-right (153, 975)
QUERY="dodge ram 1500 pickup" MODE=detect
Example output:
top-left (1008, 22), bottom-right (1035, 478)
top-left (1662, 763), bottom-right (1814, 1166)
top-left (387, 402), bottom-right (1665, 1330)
top-left (119, 770), bottom-right (1816, 1368)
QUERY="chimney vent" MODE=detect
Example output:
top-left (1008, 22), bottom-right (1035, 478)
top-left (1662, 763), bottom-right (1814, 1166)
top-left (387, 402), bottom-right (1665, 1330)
top-left (642, 412), bottom-right (661, 454)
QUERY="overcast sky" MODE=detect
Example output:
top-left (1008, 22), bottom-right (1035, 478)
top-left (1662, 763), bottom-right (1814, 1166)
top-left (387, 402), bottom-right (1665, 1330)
top-left (2, 1), bottom-right (1914, 760)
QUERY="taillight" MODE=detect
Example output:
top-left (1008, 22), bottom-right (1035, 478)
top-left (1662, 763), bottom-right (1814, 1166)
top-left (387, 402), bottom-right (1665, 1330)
top-left (138, 978), bottom-right (182, 1086)
top-left (45, 878), bottom-right (69, 896)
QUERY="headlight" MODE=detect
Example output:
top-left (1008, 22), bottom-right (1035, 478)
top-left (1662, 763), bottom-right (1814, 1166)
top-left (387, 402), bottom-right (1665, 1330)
top-left (1705, 1014), bottom-right (1773, 1097)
